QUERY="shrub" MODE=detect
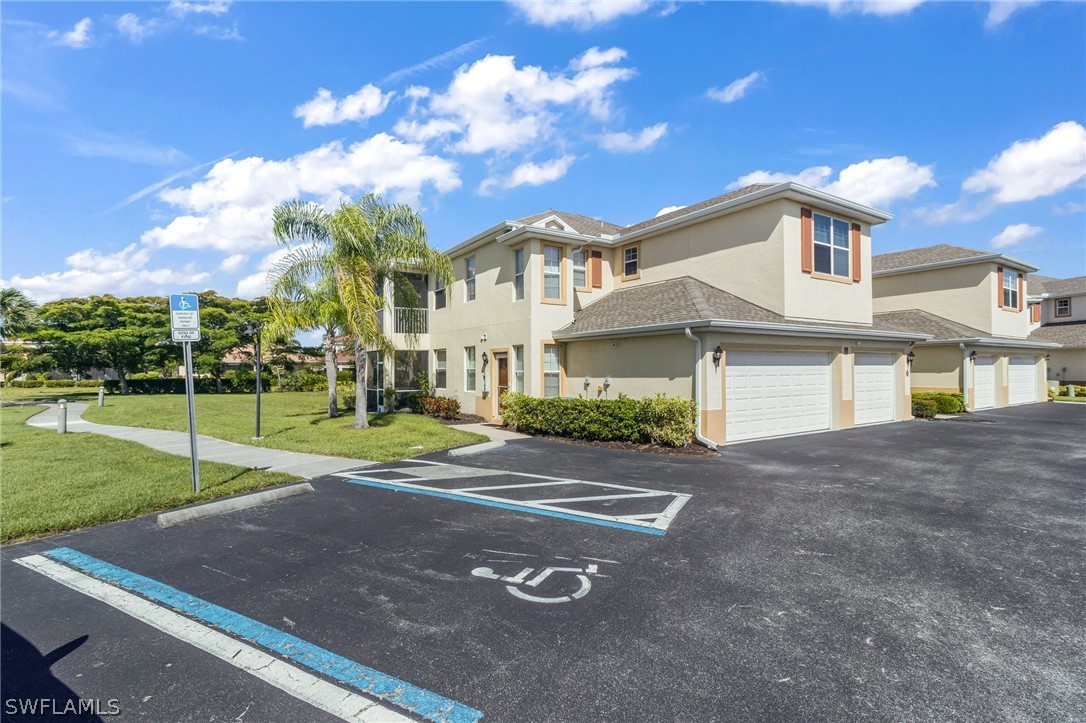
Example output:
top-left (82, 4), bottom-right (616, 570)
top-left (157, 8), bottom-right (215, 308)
top-left (4, 379), bottom-right (104, 389)
top-left (421, 395), bottom-right (460, 419)
top-left (499, 392), bottom-right (697, 448)
top-left (339, 382), bottom-right (356, 410)
top-left (911, 398), bottom-right (938, 418)
top-left (276, 369), bottom-right (328, 392)
top-left (383, 386), bottom-right (398, 411)
top-left (337, 369), bottom-right (355, 383)
top-left (911, 391), bottom-right (964, 414)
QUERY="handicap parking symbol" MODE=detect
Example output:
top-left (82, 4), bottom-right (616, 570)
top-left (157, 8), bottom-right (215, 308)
top-left (472, 563), bottom-right (599, 604)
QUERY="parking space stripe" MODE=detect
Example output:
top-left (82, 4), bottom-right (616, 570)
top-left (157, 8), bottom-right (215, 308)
top-left (342, 477), bottom-right (667, 535)
top-left (33, 548), bottom-right (484, 723)
top-left (530, 492), bottom-right (668, 504)
top-left (14, 554), bottom-right (409, 723)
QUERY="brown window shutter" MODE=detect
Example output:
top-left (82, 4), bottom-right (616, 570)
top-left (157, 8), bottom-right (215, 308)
top-left (996, 267), bottom-right (1004, 308)
top-left (800, 207), bottom-right (813, 273)
top-left (1031, 304), bottom-right (1040, 323)
top-left (850, 223), bottom-right (862, 282)
top-left (591, 250), bottom-right (603, 288)
top-left (1018, 275), bottom-right (1024, 311)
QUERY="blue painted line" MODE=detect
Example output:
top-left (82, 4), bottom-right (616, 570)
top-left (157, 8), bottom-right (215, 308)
top-left (43, 547), bottom-right (483, 723)
top-left (343, 477), bottom-right (665, 536)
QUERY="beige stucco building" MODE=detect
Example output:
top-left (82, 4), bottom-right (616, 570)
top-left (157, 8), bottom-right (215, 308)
top-left (1026, 274), bottom-right (1086, 384)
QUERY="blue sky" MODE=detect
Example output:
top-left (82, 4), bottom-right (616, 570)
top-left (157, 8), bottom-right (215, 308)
top-left (3, 0), bottom-right (1084, 303)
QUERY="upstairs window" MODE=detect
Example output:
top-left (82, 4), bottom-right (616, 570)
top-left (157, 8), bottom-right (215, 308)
top-left (543, 246), bottom-right (562, 300)
top-left (465, 256), bottom-right (476, 302)
top-left (1003, 269), bottom-right (1019, 309)
top-left (514, 248), bottom-right (525, 301)
top-left (434, 277), bottom-right (446, 309)
top-left (1056, 298), bottom-right (1071, 317)
top-left (572, 250), bottom-right (587, 289)
top-left (813, 213), bottom-right (851, 278)
top-left (623, 245), bottom-right (639, 279)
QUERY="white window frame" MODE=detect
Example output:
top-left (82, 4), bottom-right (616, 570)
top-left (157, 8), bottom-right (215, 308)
top-left (812, 212), bottom-right (851, 278)
top-left (572, 250), bottom-right (587, 290)
top-left (512, 345), bottom-right (524, 393)
top-left (1003, 270), bottom-right (1019, 309)
top-left (543, 344), bottom-right (561, 398)
top-left (434, 277), bottom-right (446, 310)
top-left (465, 346), bottom-right (476, 392)
top-left (543, 246), bottom-right (562, 300)
top-left (514, 248), bottom-right (525, 301)
top-left (623, 245), bottom-right (639, 279)
top-left (434, 349), bottom-right (447, 389)
top-left (465, 256), bottom-right (476, 302)
top-left (1055, 297), bottom-right (1071, 317)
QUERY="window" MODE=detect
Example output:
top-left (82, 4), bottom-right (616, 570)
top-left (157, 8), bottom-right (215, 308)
top-left (465, 256), bottom-right (476, 302)
top-left (465, 346), bottom-right (476, 392)
top-left (572, 250), bottom-right (587, 289)
top-left (1056, 298), bottom-right (1071, 317)
top-left (514, 248), bottom-right (525, 301)
top-left (1003, 269), bottom-right (1019, 309)
top-left (623, 245), bottom-right (639, 279)
top-left (543, 344), bottom-right (561, 398)
top-left (813, 213), bottom-right (851, 278)
top-left (434, 350), bottom-right (447, 389)
top-left (543, 246), bottom-right (561, 300)
top-left (513, 345), bottom-right (524, 393)
top-left (434, 277), bottom-right (446, 309)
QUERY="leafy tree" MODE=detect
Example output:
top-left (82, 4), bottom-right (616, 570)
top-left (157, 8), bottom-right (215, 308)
top-left (0, 287), bottom-right (38, 339)
top-left (191, 292), bottom-right (260, 393)
top-left (271, 194), bottom-right (451, 428)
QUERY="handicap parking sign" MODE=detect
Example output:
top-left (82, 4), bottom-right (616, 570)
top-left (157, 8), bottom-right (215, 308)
top-left (170, 294), bottom-right (200, 341)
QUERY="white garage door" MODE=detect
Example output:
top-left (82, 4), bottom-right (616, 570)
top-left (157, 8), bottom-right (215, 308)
top-left (726, 351), bottom-right (830, 442)
top-left (1008, 357), bottom-right (1036, 405)
top-left (973, 355), bottom-right (995, 410)
top-left (854, 353), bottom-right (895, 425)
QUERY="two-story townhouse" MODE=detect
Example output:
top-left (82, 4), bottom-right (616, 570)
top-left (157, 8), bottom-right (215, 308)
top-left (1027, 274), bottom-right (1086, 384)
top-left (870, 244), bottom-right (1058, 410)
top-left (428, 182), bottom-right (929, 446)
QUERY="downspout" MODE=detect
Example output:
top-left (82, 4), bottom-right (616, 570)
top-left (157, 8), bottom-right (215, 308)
top-left (684, 327), bottom-right (719, 450)
top-left (959, 342), bottom-right (972, 412)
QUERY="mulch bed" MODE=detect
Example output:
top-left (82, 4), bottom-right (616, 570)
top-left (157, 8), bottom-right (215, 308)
top-left (432, 413), bottom-right (487, 426)
top-left (529, 434), bottom-right (718, 457)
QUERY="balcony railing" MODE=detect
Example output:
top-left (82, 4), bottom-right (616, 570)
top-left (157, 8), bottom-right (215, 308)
top-left (394, 307), bottom-right (428, 335)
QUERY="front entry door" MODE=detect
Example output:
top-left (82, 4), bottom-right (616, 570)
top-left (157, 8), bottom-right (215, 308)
top-left (495, 353), bottom-right (509, 417)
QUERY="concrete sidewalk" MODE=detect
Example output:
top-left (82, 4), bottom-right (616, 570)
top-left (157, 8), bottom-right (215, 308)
top-left (448, 422), bottom-right (528, 442)
top-left (27, 403), bottom-right (374, 479)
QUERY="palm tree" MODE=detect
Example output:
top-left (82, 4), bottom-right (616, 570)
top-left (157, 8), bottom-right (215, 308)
top-left (270, 194), bottom-right (452, 429)
top-left (0, 287), bottom-right (37, 339)
top-left (266, 272), bottom-right (347, 418)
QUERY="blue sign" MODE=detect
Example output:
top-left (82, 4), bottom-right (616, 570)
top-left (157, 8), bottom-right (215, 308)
top-left (170, 294), bottom-right (201, 341)
top-left (170, 294), bottom-right (199, 312)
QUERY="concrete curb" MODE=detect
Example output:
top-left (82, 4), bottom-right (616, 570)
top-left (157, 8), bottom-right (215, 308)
top-left (447, 440), bottom-right (506, 457)
top-left (156, 483), bottom-right (314, 529)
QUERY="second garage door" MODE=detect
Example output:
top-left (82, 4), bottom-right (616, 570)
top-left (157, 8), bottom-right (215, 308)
top-left (1008, 357), bottom-right (1036, 405)
top-left (974, 355), bottom-right (996, 410)
top-left (726, 351), bottom-right (830, 442)
top-left (854, 353), bottom-right (896, 425)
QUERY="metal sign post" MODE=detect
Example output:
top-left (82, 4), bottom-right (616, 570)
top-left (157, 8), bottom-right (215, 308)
top-left (170, 294), bottom-right (201, 494)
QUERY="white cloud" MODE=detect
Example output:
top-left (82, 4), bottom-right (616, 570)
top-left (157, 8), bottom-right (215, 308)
top-left (1053, 201), bottom-right (1085, 216)
top-left (48, 18), bottom-right (92, 49)
top-left (598, 122), bottom-right (667, 153)
top-left (985, 1), bottom-right (1039, 30)
top-left (116, 14), bottom-right (152, 43)
top-left (193, 23), bottom-right (243, 41)
top-left (707, 71), bottom-right (764, 104)
top-left (294, 85), bottom-right (394, 128)
top-left (234, 246), bottom-right (296, 298)
top-left (61, 129), bottom-right (188, 166)
top-left (990, 223), bottom-right (1043, 249)
top-left (508, 0), bottom-right (652, 28)
top-left (728, 156), bottom-right (935, 207)
top-left (481, 155), bottom-right (576, 194)
top-left (219, 253), bottom-right (248, 272)
top-left (167, 0), bottom-right (231, 18)
top-left (962, 121), bottom-right (1086, 204)
top-left (2, 244), bottom-right (210, 303)
top-left (655, 204), bottom-right (687, 217)
top-left (399, 48), bottom-right (636, 155)
top-left (776, 0), bottom-right (925, 16)
top-left (143, 134), bottom-right (460, 252)
top-left (382, 37), bottom-right (489, 85)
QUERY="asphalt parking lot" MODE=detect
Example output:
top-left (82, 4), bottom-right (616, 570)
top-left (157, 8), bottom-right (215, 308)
top-left (2, 402), bottom-right (1083, 722)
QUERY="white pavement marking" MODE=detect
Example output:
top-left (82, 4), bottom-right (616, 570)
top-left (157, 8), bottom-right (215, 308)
top-left (530, 491), bottom-right (668, 504)
top-left (14, 555), bottom-right (409, 723)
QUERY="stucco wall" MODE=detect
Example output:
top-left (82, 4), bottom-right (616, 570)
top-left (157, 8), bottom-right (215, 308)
top-left (874, 264), bottom-right (994, 334)
top-left (1041, 292), bottom-right (1086, 324)
top-left (910, 344), bottom-right (963, 392)
top-left (1048, 348), bottom-right (1086, 384)
top-left (563, 334), bottom-right (693, 401)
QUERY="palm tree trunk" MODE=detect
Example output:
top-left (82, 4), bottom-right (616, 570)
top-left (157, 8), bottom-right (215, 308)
top-left (324, 327), bottom-right (338, 418)
top-left (353, 340), bottom-right (369, 429)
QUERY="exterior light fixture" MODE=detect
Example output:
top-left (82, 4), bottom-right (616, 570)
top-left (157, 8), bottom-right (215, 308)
top-left (907, 350), bottom-right (916, 365)
top-left (1045, 353), bottom-right (1052, 362)
top-left (969, 351), bottom-right (977, 361)
top-left (712, 345), bottom-right (723, 365)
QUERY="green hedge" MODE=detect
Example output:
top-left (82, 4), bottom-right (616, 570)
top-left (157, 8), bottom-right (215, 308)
top-left (911, 398), bottom-right (938, 418)
top-left (1057, 385), bottom-right (1086, 396)
top-left (4, 379), bottom-right (105, 389)
top-left (911, 391), bottom-right (965, 414)
top-left (499, 392), bottom-right (697, 448)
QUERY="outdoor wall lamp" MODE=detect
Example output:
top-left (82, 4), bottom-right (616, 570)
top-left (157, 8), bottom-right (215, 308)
top-left (1045, 353), bottom-right (1052, 362)
top-left (481, 351), bottom-right (488, 364)
top-left (969, 351), bottom-right (977, 361)
top-left (712, 344), bottom-right (723, 366)
top-left (906, 350), bottom-right (916, 365)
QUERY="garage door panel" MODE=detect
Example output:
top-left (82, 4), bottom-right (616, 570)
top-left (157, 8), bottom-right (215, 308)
top-left (1008, 357), bottom-right (1036, 405)
top-left (726, 351), bottom-right (830, 442)
top-left (974, 356), bottom-right (995, 410)
top-left (855, 353), bottom-right (895, 425)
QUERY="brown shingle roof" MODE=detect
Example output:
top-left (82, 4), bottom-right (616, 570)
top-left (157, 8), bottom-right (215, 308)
top-left (1029, 275), bottom-right (1086, 296)
top-left (515, 210), bottom-right (623, 238)
top-left (559, 277), bottom-right (911, 336)
top-left (872, 244), bottom-right (991, 273)
top-left (872, 309), bottom-right (988, 340)
top-left (1030, 320), bottom-right (1086, 348)
top-left (619, 184), bottom-right (776, 236)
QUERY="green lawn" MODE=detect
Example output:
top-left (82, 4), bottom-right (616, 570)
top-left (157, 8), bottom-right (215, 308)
top-left (0, 386), bottom-right (103, 402)
top-left (0, 405), bottom-right (299, 542)
top-left (1052, 395), bottom-right (1086, 403)
top-left (81, 391), bottom-right (485, 462)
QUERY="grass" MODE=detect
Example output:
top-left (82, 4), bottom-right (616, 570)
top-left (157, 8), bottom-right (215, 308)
top-left (80, 391), bottom-right (486, 462)
top-left (0, 386), bottom-right (103, 402)
top-left (1052, 395), bottom-right (1086, 403)
top-left (0, 405), bottom-right (300, 542)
